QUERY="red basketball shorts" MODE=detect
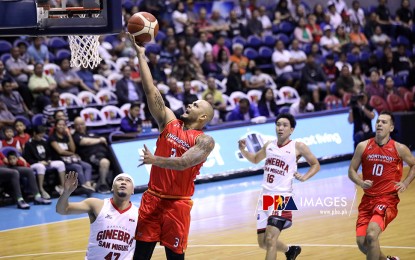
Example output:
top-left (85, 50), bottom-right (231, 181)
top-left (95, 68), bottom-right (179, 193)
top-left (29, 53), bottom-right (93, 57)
top-left (135, 191), bottom-right (193, 254)
top-left (356, 194), bottom-right (399, 237)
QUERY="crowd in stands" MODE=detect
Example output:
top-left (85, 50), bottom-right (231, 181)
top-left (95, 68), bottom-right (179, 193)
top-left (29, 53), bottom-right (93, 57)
top-left (1, 0), bottom-right (415, 208)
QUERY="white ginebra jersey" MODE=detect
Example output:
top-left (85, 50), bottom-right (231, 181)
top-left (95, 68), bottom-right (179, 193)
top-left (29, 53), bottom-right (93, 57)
top-left (262, 140), bottom-right (297, 196)
top-left (86, 198), bottom-right (138, 260)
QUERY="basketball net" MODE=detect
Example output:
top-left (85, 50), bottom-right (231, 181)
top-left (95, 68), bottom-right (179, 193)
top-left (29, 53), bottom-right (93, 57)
top-left (68, 35), bottom-right (102, 69)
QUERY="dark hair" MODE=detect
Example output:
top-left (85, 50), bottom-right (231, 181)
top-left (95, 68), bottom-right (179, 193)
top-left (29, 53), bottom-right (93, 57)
top-left (275, 113), bottom-right (297, 128)
top-left (6, 150), bottom-right (18, 158)
top-left (33, 125), bottom-right (46, 134)
top-left (3, 126), bottom-right (14, 133)
top-left (54, 118), bottom-right (66, 127)
top-left (14, 118), bottom-right (27, 128)
top-left (130, 102), bottom-right (141, 110)
top-left (379, 110), bottom-right (395, 125)
top-left (239, 98), bottom-right (250, 106)
top-left (1, 77), bottom-right (13, 86)
top-left (258, 88), bottom-right (277, 113)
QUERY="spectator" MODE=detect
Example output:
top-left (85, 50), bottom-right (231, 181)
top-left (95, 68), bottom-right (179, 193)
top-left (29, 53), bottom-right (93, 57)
top-left (335, 65), bottom-right (355, 98)
top-left (23, 125), bottom-right (66, 199)
top-left (301, 54), bottom-right (330, 104)
top-left (28, 63), bottom-right (57, 112)
top-left (202, 76), bottom-right (227, 112)
top-left (42, 91), bottom-right (67, 127)
top-left (171, 55), bottom-right (199, 81)
top-left (172, 2), bottom-right (188, 36)
top-left (14, 119), bottom-right (31, 150)
top-left (347, 91), bottom-right (375, 148)
top-left (327, 1), bottom-right (343, 29)
top-left (192, 32), bottom-right (213, 64)
top-left (177, 37), bottom-right (193, 61)
top-left (147, 52), bottom-right (166, 85)
top-left (333, 0), bottom-right (348, 14)
top-left (272, 40), bottom-right (297, 85)
top-left (226, 62), bottom-right (246, 95)
top-left (313, 3), bottom-right (326, 24)
top-left (393, 44), bottom-right (412, 75)
top-left (384, 76), bottom-right (399, 96)
top-left (0, 151), bottom-right (51, 209)
top-left (365, 70), bottom-right (385, 98)
top-left (201, 51), bottom-right (223, 80)
top-left (322, 54), bottom-right (339, 82)
top-left (0, 126), bottom-right (23, 153)
top-left (362, 54), bottom-right (382, 77)
top-left (335, 52), bottom-right (352, 72)
top-left (185, 0), bottom-right (198, 27)
top-left (159, 37), bottom-right (180, 68)
top-left (1, 78), bottom-right (33, 117)
top-left (212, 35), bottom-right (231, 61)
top-left (290, 39), bottom-right (307, 73)
top-left (217, 49), bottom-right (231, 77)
top-left (209, 10), bottom-right (229, 38)
top-left (248, 67), bottom-right (269, 91)
top-left (351, 63), bottom-right (366, 93)
top-left (27, 37), bottom-right (49, 64)
top-left (349, 23), bottom-right (369, 51)
top-left (294, 17), bottom-right (313, 47)
top-left (72, 117), bottom-right (112, 194)
top-left (0, 60), bottom-right (18, 90)
top-left (258, 6), bottom-right (272, 35)
top-left (289, 94), bottom-right (315, 115)
top-left (228, 10), bottom-right (246, 38)
top-left (227, 98), bottom-right (260, 122)
top-left (370, 25), bottom-right (391, 50)
top-left (49, 119), bottom-right (95, 192)
top-left (320, 26), bottom-right (341, 56)
top-left (183, 80), bottom-right (198, 107)
top-left (0, 100), bottom-right (15, 127)
top-left (119, 102), bottom-right (143, 134)
top-left (257, 88), bottom-right (278, 117)
top-left (376, 0), bottom-right (395, 27)
top-left (335, 25), bottom-right (351, 52)
top-left (230, 43), bottom-right (249, 75)
top-left (247, 9), bottom-right (264, 37)
top-left (348, 0), bottom-right (365, 27)
top-left (234, 0), bottom-right (252, 26)
top-left (364, 12), bottom-right (379, 40)
top-left (54, 58), bottom-right (91, 95)
top-left (115, 65), bottom-right (144, 105)
top-left (290, 0), bottom-right (307, 23)
top-left (17, 41), bottom-right (30, 65)
top-left (76, 67), bottom-right (100, 92)
top-left (273, 0), bottom-right (292, 24)
top-left (307, 14), bottom-right (323, 44)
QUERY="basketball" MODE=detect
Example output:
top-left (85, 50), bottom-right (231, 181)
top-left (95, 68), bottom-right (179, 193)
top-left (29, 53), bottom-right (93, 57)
top-left (127, 12), bottom-right (159, 44)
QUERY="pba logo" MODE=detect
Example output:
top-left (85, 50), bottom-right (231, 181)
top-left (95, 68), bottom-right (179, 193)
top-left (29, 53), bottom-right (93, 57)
top-left (262, 195), bottom-right (298, 211)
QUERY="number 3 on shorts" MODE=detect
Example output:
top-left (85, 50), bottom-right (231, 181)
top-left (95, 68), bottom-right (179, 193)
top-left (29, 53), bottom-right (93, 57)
top-left (174, 237), bottom-right (180, 247)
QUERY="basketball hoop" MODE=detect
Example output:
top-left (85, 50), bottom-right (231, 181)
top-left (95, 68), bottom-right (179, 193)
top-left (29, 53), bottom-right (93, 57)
top-left (68, 35), bottom-right (102, 69)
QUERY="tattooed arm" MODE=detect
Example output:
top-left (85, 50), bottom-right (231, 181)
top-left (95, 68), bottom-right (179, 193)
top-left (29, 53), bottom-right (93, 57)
top-left (140, 134), bottom-right (215, 171)
top-left (129, 33), bottom-right (175, 131)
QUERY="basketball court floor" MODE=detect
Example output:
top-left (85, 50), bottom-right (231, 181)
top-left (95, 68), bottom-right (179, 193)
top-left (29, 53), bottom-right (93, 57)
top-left (1, 160), bottom-right (414, 259)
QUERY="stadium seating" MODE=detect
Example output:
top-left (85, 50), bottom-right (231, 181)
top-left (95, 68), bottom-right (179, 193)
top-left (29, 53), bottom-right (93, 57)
top-left (369, 95), bottom-right (389, 113)
top-left (386, 93), bottom-right (406, 112)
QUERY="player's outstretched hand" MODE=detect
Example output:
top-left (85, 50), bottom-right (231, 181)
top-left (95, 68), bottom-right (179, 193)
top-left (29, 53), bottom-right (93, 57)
top-left (394, 181), bottom-right (407, 193)
top-left (360, 180), bottom-right (373, 189)
top-left (127, 32), bottom-right (146, 55)
top-left (294, 172), bottom-right (305, 182)
top-left (139, 144), bottom-right (156, 166)
top-left (63, 171), bottom-right (78, 194)
top-left (238, 139), bottom-right (247, 150)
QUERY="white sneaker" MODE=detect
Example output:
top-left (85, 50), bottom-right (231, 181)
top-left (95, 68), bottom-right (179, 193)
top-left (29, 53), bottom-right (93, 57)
top-left (387, 256), bottom-right (400, 260)
top-left (55, 185), bottom-right (64, 195)
top-left (41, 190), bottom-right (50, 199)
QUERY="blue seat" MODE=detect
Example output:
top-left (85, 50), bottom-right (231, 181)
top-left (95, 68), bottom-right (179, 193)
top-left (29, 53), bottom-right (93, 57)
top-left (224, 38), bottom-right (232, 50)
top-left (243, 47), bottom-right (258, 60)
top-left (279, 21), bottom-right (295, 34)
top-left (359, 51), bottom-right (370, 62)
top-left (347, 53), bottom-right (359, 65)
top-left (0, 40), bottom-right (12, 55)
top-left (232, 36), bottom-right (247, 47)
top-left (246, 35), bottom-right (262, 49)
top-left (258, 46), bottom-right (273, 59)
top-left (263, 35), bottom-right (276, 48)
top-left (0, 53), bottom-right (11, 64)
top-left (155, 30), bottom-right (166, 43)
top-left (275, 33), bottom-right (290, 46)
top-left (13, 39), bottom-right (29, 48)
top-left (31, 113), bottom-right (44, 127)
top-left (397, 36), bottom-right (410, 46)
top-left (56, 49), bottom-right (71, 61)
top-left (15, 115), bottom-right (32, 129)
top-left (48, 51), bottom-right (56, 63)
top-left (145, 43), bottom-right (161, 54)
top-left (0, 146), bottom-right (21, 157)
top-left (48, 37), bottom-right (69, 50)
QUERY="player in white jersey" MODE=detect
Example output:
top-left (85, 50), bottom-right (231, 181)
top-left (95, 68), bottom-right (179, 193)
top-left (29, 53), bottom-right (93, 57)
top-left (56, 171), bottom-right (138, 260)
top-left (238, 113), bottom-right (320, 260)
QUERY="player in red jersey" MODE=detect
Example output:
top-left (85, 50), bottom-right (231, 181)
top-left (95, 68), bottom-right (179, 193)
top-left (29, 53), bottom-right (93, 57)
top-left (128, 33), bottom-right (215, 260)
top-left (348, 111), bottom-right (415, 260)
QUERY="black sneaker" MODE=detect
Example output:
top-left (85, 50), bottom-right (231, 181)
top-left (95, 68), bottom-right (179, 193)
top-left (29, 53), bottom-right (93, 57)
top-left (17, 199), bottom-right (30, 209)
top-left (285, 245), bottom-right (301, 260)
top-left (97, 184), bottom-right (111, 194)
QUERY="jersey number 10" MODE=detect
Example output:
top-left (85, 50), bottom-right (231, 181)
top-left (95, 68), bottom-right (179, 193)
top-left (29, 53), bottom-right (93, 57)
top-left (372, 163), bottom-right (384, 176)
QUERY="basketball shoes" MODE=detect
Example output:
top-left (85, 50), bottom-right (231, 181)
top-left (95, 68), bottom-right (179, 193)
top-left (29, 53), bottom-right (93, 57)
top-left (285, 245), bottom-right (301, 260)
top-left (386, 256), bottom-right (400, 260)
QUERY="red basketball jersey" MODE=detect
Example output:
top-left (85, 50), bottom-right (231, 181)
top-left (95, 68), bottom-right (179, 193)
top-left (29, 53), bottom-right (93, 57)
top-left (361, 138), bottom-right (403, 196)
top-left (148, 119), bottom-right (204, 197)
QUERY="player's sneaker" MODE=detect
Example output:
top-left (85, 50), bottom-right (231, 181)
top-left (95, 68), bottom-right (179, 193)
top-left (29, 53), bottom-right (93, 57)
top-left (285, 245), bottom-right (301, 260)
top-left (386, 256), bottom-right (400, 260)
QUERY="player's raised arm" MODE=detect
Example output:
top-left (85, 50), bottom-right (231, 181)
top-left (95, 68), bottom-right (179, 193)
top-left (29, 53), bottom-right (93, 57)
top-left (140, 134), bottom-right (215, 170)
top-left (56, 171), bottom-right (101, 215)
top-left (396, 142), bottom-right (415, 192)
top-left (128, 33), bottom-right (175, 130)
top-left (238, 139), bottom-right (268, 164)
top-left (295, 142), bottom-right (320, 181)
